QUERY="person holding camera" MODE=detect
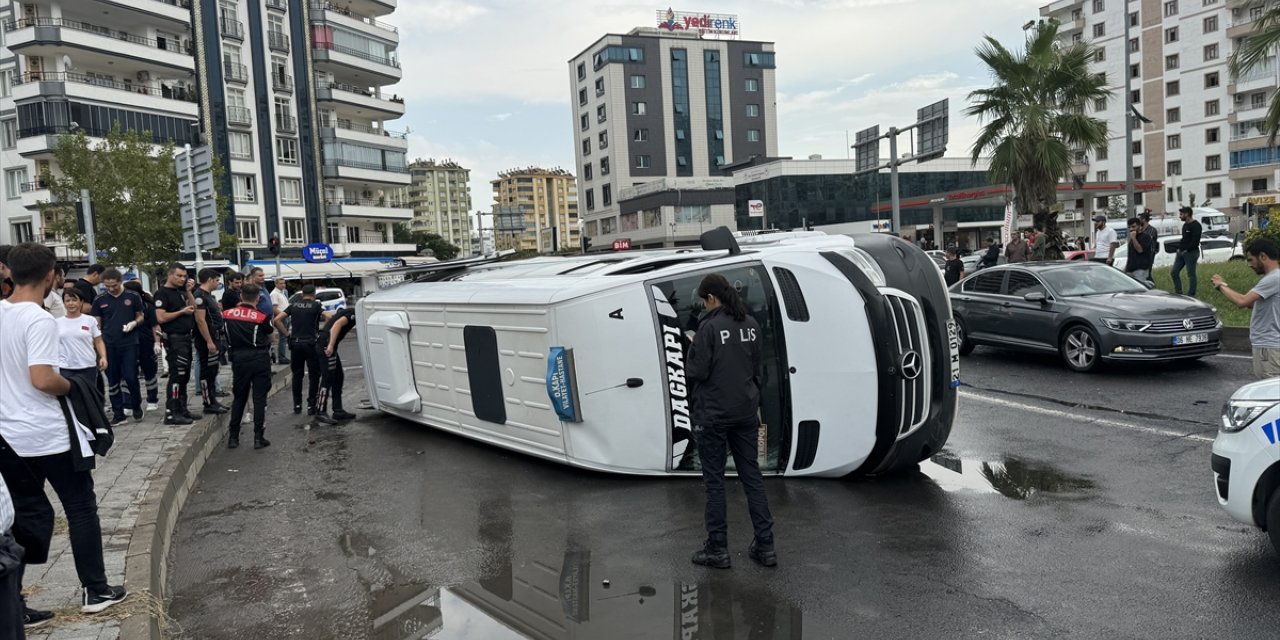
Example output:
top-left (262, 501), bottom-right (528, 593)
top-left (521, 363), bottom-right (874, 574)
top-left (1171, 206), bottom-right (1203, 297)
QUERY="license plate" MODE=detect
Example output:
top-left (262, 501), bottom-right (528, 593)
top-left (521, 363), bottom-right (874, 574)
top-left (946, 319), bottom-right (961, 387)
top-left (1173, 333), bottom-right (1208, 345)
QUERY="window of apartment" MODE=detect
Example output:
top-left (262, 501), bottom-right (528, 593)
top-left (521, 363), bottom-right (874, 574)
top-left (1096, 170), bottom-right (1109, 182)
top-left (1206, 182), bottom-right (1222, 198)
top-left (1206, 127), bottom-right (1220, 143)
top-left (282, 218), bottom-right (305, 244)
top-left (577, 62), bottom-right (586, 81)
top-left (1166, 54), bottom-right (1179, 70)
top-left (581, 138), bottom-right (590, 155)
top-left (279, 178), bottom-right (302, 205)
top-left (343, 225), bottom-right (361, 244)
top-left (1130, 63), bottom-right (1140, 79)
top-left (1092, 97), bottom-right (1106, 112)
top-left (1092, 0), bottom-right (1104, 12)
top-left (0, 71), bottom-right (10, 99)
top-left (1129, 11), bottom-right (1138, 27)
top-left (602, 184), bottom-right (612, 206)
top-left (1094, 48), bottom-right (1106, 63)
top-left (1206, 155), bottom-right (1222, 171)
top-left (1166, 80), bottom-right (1180, 96)
top-left (1129, 37), bottom-right (1139, 53)
top-left (1204, 44), bottom-right (1219, 62)
top-left (1093, 23), bottom-right (1105, 38)
top-left (635, 155), bottom-right (651, 169)
top-left (1133, 166), bottom-right (1143, 179)
top-left (1165, 27), bottom-right (1178, 43)
top-left (10, 221), bottom-right (32, 244)
top-left (595, 77), bottom-right (605, 96)
top-left (326, 222), bottom-right (340, 244)
top-left (1253, 178), bottom-right (1268, 192)
top-left (585, 188), bottom-right (594, 210)
top-left (1096, 145), bottom-right (1109, 161)
top-left (578, 88), bottom-right (587, 106)
top-left (0, 119), bottom-right (15, 150)
top-left (583, 162), bottom-right (592, 181)
top-left (675, 129), bottom-right (687, 141)
top-left (746, 104), bottom-right (760, 118)
top-left (1132, 140), bottom-right (1142, 154)
top-left (1167, 160), bottom-right (1182, 176)
top-left (677, 156), bottom-right (689, 168)
top-left (228, 131), bottom-right (252, 160)
top-left (1205, 71), bottom-right (1220, 88)
top-left (747, 129), bottom-right (761, 142)
top-left (597, 104), bottom-right (606, 123)
top-left (630, 74), bottom-right (645, 89)
top-left (580, 113), bottom-right (588, 131)
top-left (1164, 0), bottom-right (1178, 16)
top-left (1252, 92), bottom-right (1266, 108)
top-left (237, 220), bottom-right (259, 244)
top-left (634, 128), bottom-right (648, 142)
top-left (1167, 107), bottom-right (1181, 123)
top-left (232, 173), bottom-right (255, 202)
top-left (1131, 89), bottom-right (1141, 104)
top-left (1204, 15), bottom-right (1218, 32)
top-left (745, 78), bottom-right (759, 92)
top-left (1207, 99), bottom-right (1220, 116)
top-left (227, 87), bottom-right (246, 109)
top-left (276, 137), bottom-right (299, 165)
top-left (5, 168), bottom-right (26, 200)
top-left (598, 131), bottom-right (608, 149)
top-left (600, 157), bottom-right (610, 175)
top-left (632, 102), bottom-right (647, 115)
top-left (1072, 32), bottom-right (1084, 44)
top-left (1167, 134), bottom-right (1181, 149)
top-left (1254, 4), bottom-right (1266, 20)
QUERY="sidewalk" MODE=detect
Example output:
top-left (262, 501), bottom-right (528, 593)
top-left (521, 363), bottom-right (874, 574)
top-left (23, 362), bottom-right (290, 640)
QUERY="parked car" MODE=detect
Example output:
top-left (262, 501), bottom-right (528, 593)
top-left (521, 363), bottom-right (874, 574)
top-left (289, 287), bottom-right (347, 312)
top-left (950, 261), bottom-right (1222, 372)
top-left (1112, 234), bottom-right (1242, 272)
top-left (1212, 379), bottom-right (1280, 554)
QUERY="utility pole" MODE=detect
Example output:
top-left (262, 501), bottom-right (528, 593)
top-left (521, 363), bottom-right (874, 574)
top-left (853, 99), bottom-right (950, 235)
top-left (81, 188), bottom-right (96, 265)
top-left (1123, 8), bottom-right (1135, 216)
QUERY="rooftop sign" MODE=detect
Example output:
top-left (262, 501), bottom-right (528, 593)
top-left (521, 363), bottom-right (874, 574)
top-left (657, 8), bottom-right (740, 37)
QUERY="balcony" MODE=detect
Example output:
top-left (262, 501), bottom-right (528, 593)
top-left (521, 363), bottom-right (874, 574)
top-left (1228, 13), bottom-right (1264, 39)
top-left (224, 62), bottom-right (249, 84)
top-left (272, 72), bottom-right (294, 93)
top-left (3, 17), bottom-right (193, 72)
top-left (220, 17), bottom-right (244, 40)
top-left (19, 180), bottom-right (51, 210)
top-left (276, 114), bottom-right (298, 133)
top-left (314, 82), bottom-right (405, 118)
top-left (309, 2), bottom-right (398, 42)
top-left (266, 0), bottom-right (287, 10)
top-left (312, 42), bottom-right (401, 83)
top-left (11, 72), bottom-right (198, 117)
top-left (320, 119), bottom-right (408, 147)
top-left (268, 31), bottom-right (290, 51)
top-left (321, 159), bottom-right (411, 185)
top-left (324, 197), bottom-right (413, 221)
top-left (227, 106), bottom-right (252, 127)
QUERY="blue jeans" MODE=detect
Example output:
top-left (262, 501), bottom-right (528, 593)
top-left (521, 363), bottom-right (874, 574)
top-left (695, 418), bottom-right (774, 545)
top-left (105, 342), bottom-right (141, 418)
top-left (1172, 249), bottom-right (1199, 295)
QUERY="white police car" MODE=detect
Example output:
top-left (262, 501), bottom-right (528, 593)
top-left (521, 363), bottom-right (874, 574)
top-left (1212, 378), bottom-right (1280, 553)
top-left (289, 287), bottom-right (347, 312)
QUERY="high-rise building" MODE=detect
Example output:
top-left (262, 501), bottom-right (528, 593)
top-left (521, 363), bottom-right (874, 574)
top-left (567, 18), bottom-right (778, 249)
top-left (408, 158), bottom-right (472, 255)
top-left (1038, 0), bottom-right (1272, 220)
top-left (194, 0), bottom-right (412, 257)
top-left (491, 167), bottom-right (578, 253)
top-left (0, 0), bottom-right (413, 257)
top-left (0, 0), bottom-right (201, 253)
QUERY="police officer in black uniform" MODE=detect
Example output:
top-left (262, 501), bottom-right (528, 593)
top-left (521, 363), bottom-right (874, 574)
top-left (124, 280), bottom-right (161, 410)
top-left (273, 284), bottom-right (328, 415)
top-left (312, 306), bottom-right (357, 426)
top-left (686, 273), bottom-right (777, 570)
top-left (222, 284), bottom-right (274, 449)
top-left (90, 268), bottom-right (145, 424)
top-left (153, 262), bottom-right (197, 426)
top-left (193, 268), bottom-right (228, 415)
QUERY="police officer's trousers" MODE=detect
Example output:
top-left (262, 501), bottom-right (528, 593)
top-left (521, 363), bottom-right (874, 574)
top-left (317, 350), bottom-right (345, 413)
top-left (163, 332), bottom-right (193, 413)
top-left (228, 349), bottom-right (271, 436)
top-left (694, 417), bottom-right (775, 546)
top-left (289, 340), bottom-right (323, 409)
top-left (137, 337), bottom-right (159, 404)
top-left (105, 341), bottom-right (141, 418)
top-left (194, 335), bottom-right (220, 407)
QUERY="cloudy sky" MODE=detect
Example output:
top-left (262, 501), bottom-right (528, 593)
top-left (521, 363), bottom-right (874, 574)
top-left (388, 0), bottom-right (1044, 209)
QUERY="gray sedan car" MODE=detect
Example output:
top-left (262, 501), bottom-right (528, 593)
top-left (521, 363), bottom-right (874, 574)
top-left (949, 261), bottom-right (1222, 372)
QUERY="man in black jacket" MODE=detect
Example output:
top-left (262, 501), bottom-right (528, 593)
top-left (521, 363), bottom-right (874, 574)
top-left (154, 263), bottom-right (196, 426)
top-left (1172, 206), bottom-right (1203, 296)
top-left (222, 284), bottom-right (274, 449)
top-left (685, 273), bottom-right (776, 570)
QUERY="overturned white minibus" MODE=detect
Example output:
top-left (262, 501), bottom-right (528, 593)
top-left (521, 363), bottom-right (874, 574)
top-left (356, 229), bottom-right (958, 477)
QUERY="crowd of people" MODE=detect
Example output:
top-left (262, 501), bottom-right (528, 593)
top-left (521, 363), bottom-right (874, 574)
top-left (0, 243), bottom-right (358, 636)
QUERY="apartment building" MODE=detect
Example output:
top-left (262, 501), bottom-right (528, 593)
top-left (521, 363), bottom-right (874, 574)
top-left (407, 158), bottom-right (472, 255)
top-left (0, 0), bottom-right (200, 253)
top-left (567, 20), bottom-right (779, 249)
top-left (490, 167), bottom-right (578, 253)
top-left (1041, 0), bottom-right (1279, 220)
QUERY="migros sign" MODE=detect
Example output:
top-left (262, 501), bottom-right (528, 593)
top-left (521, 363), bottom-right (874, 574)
top-left (656, 8), bottom-right (740, 36)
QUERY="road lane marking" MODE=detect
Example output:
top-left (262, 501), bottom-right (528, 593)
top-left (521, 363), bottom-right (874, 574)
top-left (1212, 353), bottom-right (1251, 360)
top-left (958, 390), bottom-right (1215, 443)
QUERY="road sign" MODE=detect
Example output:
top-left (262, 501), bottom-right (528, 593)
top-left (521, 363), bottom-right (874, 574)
top-left (182, 226), bottom-right (219, 254)
top-left (854, 125), bottom-right (880, 174)
top-left (173, 145), bottom-right (213, 176)
top-left (916, 99), bottom-right (949, 163)
top-left (493, 206), bottom-right (529, 232)
top-left (178, 172), bottom-right (216, 203)
top-left (748, 200), bottom-right (765, 218)
top-left (180, 199), bottom-right (218, 227)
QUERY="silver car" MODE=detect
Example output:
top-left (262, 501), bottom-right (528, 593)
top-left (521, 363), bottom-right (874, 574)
top-left (949, 261), bottom-right (1222, 372)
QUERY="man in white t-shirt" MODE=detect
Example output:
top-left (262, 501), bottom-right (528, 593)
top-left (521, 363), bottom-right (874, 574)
top-left (0, 243), bottom-right (127, 616)
top-left (270, 279), bottom-right (292, 364)
top-left (1089, 215), bottom-right (1119, 265)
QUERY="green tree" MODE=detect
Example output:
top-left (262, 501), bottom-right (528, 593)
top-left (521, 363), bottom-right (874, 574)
top-left (40, 126), bottom-right (228, 273)
top-left (1231, 4), bottom-right (1280, 143)
top-left (966, 20), bottom-right (1111, 260)
top-left (393, 224), bottom-right (460, 260)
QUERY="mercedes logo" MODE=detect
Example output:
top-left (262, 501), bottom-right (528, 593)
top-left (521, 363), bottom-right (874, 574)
top-left (900, 350), bottom-right (923, 380)
top-left (1182, 318), bottom-right (1195, 331)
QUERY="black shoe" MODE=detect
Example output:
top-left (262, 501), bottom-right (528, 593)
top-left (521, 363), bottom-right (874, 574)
top-left (24, 606), bottom-right (54, 628)
top-left (215, 390), bottom-right (230, 398)
top-left (293, 403), bottom-right (303, 414)
top-left (332, 410), bottom-right (357, 421)
top-left (312, 413), bottom-right (338, 426)
top-left (111, 415), bottom-right (128, 426)
top-left (254, 434), bottom-right (271, 449)
top-left (81, 585), bottom-right (128, 614)
top-left (133, 406), bottom-right (146, 422)
top-left (306, 405), bottom-right (317, 416)
top-left (691, 542), bottom-right (731, 569)
top-left (749, 539), bottom-right (778, 567)
top-left (203, 403), bottom-right (228, 415)
top-left (228, 434), bottom-right (240, 449)
top-left (164, 412), bottom-right (193, 426)
top-left (180, 408), bottom-right (196, 421)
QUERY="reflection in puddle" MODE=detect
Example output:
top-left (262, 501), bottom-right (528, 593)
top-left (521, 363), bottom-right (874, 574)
top-left (921, 450), bottom-right (1095, 500)
top-left (369, 548), bottom-right (804, 639)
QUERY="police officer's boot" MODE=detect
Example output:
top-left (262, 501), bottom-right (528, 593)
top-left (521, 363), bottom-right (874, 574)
top-left (748, 537), bottom-right (777, 567)
top-left (227, 428), bottom-right (240, 449)
top-left (253, 428), bottom-right (271, 450)
top-left (164, 398), bottom-right (193, 426)
top-left (178, 395), bottom-right (196, 421)
top-left (690, 538), bottom-right (730, 569)
top-left (331, 396), bottom-right (355, 421)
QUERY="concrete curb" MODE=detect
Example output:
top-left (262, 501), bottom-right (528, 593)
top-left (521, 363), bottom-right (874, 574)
top-left (1222, 326), bottom-right (1250, 355)
top-left (118, 366), bottom-right (292, 640)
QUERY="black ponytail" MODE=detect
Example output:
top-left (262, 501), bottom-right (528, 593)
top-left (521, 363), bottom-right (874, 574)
top-left (697, 273), bottom-right (749, 322)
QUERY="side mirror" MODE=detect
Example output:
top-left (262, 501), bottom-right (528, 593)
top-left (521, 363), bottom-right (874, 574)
top-left (1023, 291), bottom-right (1047, 303)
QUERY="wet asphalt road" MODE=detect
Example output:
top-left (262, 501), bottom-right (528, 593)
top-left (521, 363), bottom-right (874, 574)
top-left (166, 343), bottom-right (1280, 639)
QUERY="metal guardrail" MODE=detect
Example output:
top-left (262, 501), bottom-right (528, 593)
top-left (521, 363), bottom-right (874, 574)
top-left (11, 71), bottom-right (197, 102)
top-left (268, 32), bottom-right (290, 51)
top-left (224, 62), bottom-right (249, 83)
top-left (323, 159), bottom-right (410, 173)
top-left (272, 72), bottom-right (293, 91)
top-left (3, 17), bottom-right (189, 54)
top-left (319, 119), bottom-right (406, 137)
top-left (308, 2), bottom-right (398, 33)
top-left (226, 106), bottom-right (252, 126)
top-left (220, 17), bottom-right (244, 39)
top-left (313, 42), bottom-right (400, 68)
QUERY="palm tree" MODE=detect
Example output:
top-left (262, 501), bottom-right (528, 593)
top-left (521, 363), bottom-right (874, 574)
top-left (1230, 3), bottom-right (1280, 144)
top-left (966, 21), bottom-right (1111, 260)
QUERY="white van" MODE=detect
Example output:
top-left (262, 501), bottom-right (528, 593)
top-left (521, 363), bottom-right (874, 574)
top-left (1106, 208), bottom-right (1230, 238)
top-left (357, 229), bottom-right (959, 478)
top-left (1212, 378), bottom-right (1280, 554)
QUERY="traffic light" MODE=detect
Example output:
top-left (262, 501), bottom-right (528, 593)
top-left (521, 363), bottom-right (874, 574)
top-left (582, 235), bottom-right (592, 253)
top-left (268, 235), bottom-right (281, 256)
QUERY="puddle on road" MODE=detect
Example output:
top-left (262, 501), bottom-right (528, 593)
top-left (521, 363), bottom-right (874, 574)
top-left (921, 449), bottom-right (1096, 500)
top-left (367, 548), bottom-right (805, 639)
